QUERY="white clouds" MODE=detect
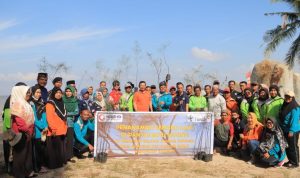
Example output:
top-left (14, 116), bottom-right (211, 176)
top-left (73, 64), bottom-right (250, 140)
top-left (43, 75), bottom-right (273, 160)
top-left (0, 27), bottom-right (123, 51)
top-left (0, 19), bottom-right (18, 31)
top-left (191, 47), bottom-right (225, 61)
top-left (0, 72), bottom-right (37, 82)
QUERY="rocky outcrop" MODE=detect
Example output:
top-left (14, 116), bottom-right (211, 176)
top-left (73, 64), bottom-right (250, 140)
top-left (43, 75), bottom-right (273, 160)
top-left (251, 60), bottom-right (300, 102)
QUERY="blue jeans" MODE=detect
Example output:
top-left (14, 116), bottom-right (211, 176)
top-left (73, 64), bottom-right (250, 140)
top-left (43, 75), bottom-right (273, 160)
top-left (247, 140), bottom-right (259, 154)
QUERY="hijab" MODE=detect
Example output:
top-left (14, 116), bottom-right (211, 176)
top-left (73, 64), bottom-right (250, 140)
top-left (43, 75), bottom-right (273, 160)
top-left (259, 118), bottom-right (288, 153)
top-left (63, 85), bottom-right (78, 113)
top-left (30, 85), bottom-right (45, 120)
top-left (258, 87), bottom-right (269, 102)
top-left (94, 90), bottom-right (106, 108)
top-left (280, 97), bottom-right (299, 122)
top-left (245, 112), bottom-right (262, 130)
top-left (269, 85), bottom-right (281, 98)
top-left (10, 85), bottom-right (34, 126)
top-left (48, 87), bottom-right (67, 121)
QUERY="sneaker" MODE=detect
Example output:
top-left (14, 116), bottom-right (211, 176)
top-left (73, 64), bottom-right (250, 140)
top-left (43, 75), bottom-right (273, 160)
top-left (39, 166), bottom-right (48, 173)
top-left (68, 159), bottom-right (76, 163)
top-left (88, 153), bottom-right (94, 158)
top-left (285, 163), bottom-right (299, 169)
top-left (76, 154), bottom-right (86, 159)
top-left (275, 161), bottom-right (285, 168)
top-left (247, 157), bottom-right (255, 165)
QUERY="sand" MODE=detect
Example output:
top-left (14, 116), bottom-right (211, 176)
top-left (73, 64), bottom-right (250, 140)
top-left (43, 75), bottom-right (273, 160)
top-left (0, 122), bottom-right (300, 178)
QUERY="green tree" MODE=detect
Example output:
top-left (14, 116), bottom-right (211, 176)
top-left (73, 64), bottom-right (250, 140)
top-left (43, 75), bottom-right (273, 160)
top-left (264, 0), bottom-right (300, 68)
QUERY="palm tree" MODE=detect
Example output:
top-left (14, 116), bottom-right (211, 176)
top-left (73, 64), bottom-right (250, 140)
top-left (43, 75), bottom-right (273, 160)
top-left (264, 0), bottom-right (300, 68)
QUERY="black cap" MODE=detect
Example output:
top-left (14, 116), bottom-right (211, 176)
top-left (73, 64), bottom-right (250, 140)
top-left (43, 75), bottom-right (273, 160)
top-left (37, 73), bottom-right (48, 79)
top-left (159, 81), bottom-right (166, 87)
top-left (150, 85), bottom-right (156, 89)
top-left (15, 82), bottom-right (27, 86)
top-left (213, 80), bottom-right (220, 85)
top-left (66, 80), bottom-right (75, 85)
top-left (52, 77), bottom-right (62, 85)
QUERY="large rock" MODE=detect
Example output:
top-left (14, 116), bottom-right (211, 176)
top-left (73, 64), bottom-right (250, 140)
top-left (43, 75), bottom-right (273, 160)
top-left (251, 60), bottom-right (300, 102)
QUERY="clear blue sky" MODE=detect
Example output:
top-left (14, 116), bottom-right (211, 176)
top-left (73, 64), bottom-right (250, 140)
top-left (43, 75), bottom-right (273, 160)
top-left (0, 0), bottom-right (296, 95)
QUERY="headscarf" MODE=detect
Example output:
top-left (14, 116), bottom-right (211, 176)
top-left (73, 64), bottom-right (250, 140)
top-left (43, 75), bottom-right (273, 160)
top-left (10, 85), bottom-right (34, 126)
top-left (30, 85), bottom-right (45, 120)
top-left (48, 87), bottom-right (67, 121)
top-left (94, 90), bottom-right (106, 108)
top-left (259, 118), bottom-right (288, 153)
top-left (258, 87), bottom-right (269, 102)
top-left (269, 85), bottom-right (281, 98)
top-left (280, 97), bottom-right (299, 123)
top-left (63, 85), bottom-right (78, 113)
top-left (3, 82), bottom-right (27, 111)
top-left (244, 88), bottom-right (255, 104)
top-left (245, 112), bottom-right (262, 130)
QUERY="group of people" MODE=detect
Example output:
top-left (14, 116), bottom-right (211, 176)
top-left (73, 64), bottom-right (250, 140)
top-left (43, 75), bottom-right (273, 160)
top-left (1, 72), bottom-right (299, 177)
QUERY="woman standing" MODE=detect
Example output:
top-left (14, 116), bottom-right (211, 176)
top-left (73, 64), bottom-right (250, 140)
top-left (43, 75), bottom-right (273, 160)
top-left (280, 91), bottom-right (300, 168)
top-left (63, 85), bottom-right (79, 163)
top-left (46, 87), bottom-right (67, 169)
top-left (91, 90), bottom-right (106, 115)
top-left (30, 85), bottom-right (48, 173)
top-left (10, 85), bottom-right (35, 177)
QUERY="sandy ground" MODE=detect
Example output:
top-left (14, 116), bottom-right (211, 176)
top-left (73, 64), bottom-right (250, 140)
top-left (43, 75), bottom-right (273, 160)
top-left (1, 121), bottom-right (300, 178)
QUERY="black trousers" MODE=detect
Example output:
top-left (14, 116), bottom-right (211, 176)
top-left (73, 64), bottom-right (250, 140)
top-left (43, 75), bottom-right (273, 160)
top-left (3, 140), bottom-right (11, 170)
top-left (285, 132), bottom-right (299, 166)
top-left (13, 134), bottom-right (33, 178)
top-left (214, 135), bottom-right (228, 148)
top-left (46, 135), bottom-right (66, 169)
top-left (73, 130), bottom-right (94, 156)
top-left (65, 128), bottom-right (74, 161)
top-left (33, 138), bottom-right (47, 172)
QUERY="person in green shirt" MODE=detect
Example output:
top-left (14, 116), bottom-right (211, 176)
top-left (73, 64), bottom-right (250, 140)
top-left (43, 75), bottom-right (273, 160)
top-left (189, 85), bottom-right (207, 111)
top-left (264, 85), bottom-right (284, 122)
top-left (119, 82), bottom-right (134, 111)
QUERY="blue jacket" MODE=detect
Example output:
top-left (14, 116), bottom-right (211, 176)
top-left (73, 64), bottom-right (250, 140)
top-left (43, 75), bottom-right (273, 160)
top-left (31, 104), bottom-right (48, 139)
top-left (78, 99), bottom-right (93, 112)
top-left (268, 139), bottom-right (286, 162)
top-left (74, 117), bottom-right (94, 146)
top-left (280, 107), bottom-right (300, 134)
top-left (152, 92), bottom-right (172, 112)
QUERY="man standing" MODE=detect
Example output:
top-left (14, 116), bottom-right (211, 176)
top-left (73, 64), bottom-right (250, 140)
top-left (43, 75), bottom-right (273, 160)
top-left (250, 81), bottom-right (259, 98)
top-left (152, 81), bottom-right (172, 112)
top-left (189, 85), bottom-right (207, 111)
top-left (120, 82), bottom-right (134, 112)
top-left (186, 84), bottom-right (193, 98)
top-left (204, 85), bottom-right (212, 102)
top-left (133, 81), bottom-right (153, 112)
top-left (37, 73), bottom-right (48, 102)
top-left (228, 80), bottom-right (239, 101)
top-left (174, 82), bottom-right (189, 112)
top-left (48, 77), bottom-right (63, 100)
top-left (66, 80), bottom-right (76, 88)
top-left (223, 87), bottom-right (238, 116)
top-left (208, 85), bottom-right (226, 120)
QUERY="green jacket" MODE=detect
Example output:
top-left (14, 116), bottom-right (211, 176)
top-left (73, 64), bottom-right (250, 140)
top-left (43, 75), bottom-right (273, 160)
top-left (2, 108), bottom-right (11, 132)
top-left (264, 96), bottom-right (284, 122)
top-left (189, 95), bottom-right (207, 111)
top-left (240, 98), bottom-right (260, 122)
top-left (119, 92), bottom-right (134, 111)
top-left (253, 99), bottom-right (268, 123)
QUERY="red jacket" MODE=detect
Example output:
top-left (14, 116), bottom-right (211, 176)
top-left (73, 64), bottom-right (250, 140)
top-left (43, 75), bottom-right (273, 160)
top-left (12, 116), bottom-right (34, 137)
top-left (109, 89), bottom-right (122, 104)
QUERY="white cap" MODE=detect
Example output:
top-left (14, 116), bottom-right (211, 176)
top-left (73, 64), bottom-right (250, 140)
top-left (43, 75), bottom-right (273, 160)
top-left (284, 90), bottom-right (295, 97)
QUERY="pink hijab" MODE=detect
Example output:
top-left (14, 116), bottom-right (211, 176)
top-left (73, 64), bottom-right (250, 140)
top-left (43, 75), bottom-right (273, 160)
top-left (10, 85), bottom-right (34, 126)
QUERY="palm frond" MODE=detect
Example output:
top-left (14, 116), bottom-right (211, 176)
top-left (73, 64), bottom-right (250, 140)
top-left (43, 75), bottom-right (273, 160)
top-left (265, 12), bottom-right (299, 22)
top-left (264, 20), bottom-right (300, 55)
top-left (271, 0), bottom-right (300, 12)
top-left (285, 33), bottom-right (300, 68)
